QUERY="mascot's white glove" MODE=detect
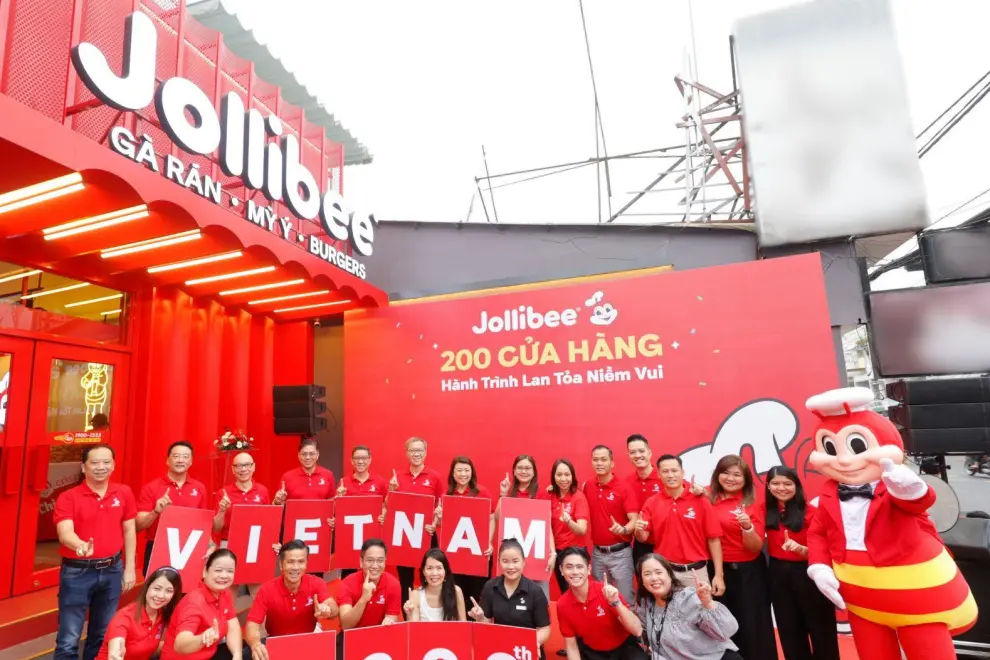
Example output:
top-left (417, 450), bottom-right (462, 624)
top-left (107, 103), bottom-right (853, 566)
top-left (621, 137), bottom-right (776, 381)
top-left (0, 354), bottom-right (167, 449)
top-left (807, 564), bottom-right (845, 610)
top-left (879, 458), bottom-right (928, 501)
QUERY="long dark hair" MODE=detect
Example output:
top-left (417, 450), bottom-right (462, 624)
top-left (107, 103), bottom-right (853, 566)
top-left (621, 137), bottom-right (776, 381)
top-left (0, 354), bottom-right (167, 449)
top-left (764, 466), bottom-right (807, 533)
top-left (511, 454), bottom-right (539, 499)
top-left (419, 549), bottom-right (459, 621)
top-left (447, 456), bottom-right (479, 496)
top-left (549, 458), bottom-right (578, 497)
top-left (709, 454), bottom-right (756, 506)
top-left (136, 566), bottom-right (183, 624)
top-left (635, 553), bottom-right (684, 605)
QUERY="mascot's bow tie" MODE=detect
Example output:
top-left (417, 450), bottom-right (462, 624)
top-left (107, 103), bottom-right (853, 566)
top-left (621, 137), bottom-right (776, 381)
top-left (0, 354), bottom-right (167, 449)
top-left (837, 483), bottom-right (874, 501)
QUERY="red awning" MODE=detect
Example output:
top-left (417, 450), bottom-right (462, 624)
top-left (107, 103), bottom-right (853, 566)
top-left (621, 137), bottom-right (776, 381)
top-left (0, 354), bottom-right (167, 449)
top-left (0, 94), bottom-right (387, 321)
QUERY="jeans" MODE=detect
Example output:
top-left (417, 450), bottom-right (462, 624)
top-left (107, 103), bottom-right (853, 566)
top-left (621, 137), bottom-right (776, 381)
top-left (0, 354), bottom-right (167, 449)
top-left (55, 558), bottom-right (123, 660)
top-left (591, 545), bottom-right (635, 603)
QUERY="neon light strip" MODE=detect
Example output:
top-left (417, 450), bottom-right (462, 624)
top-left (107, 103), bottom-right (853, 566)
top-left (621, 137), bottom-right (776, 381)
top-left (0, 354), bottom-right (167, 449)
top-left (21, 282), bottom-right (90, 300)
top-left (248, 290), bottom-right (330, 305)
top-left (44, 204), bottom-right (148, 235)
top-left (101, 309), bottom-right (122, 316)
top-left (273, 300), bottom-right (351, 313)
top-left (218, 279), bottom-right (305, 296)
top-left (64, 293), bottom-right (123, 308)
top-left (147, 251), bottom-right (242, 273)
top-left (0, 269), bottom-right (41, 284)
top-left (185, 265), bottom-right (276, 286)
top-left (0, 173), bottom-right (84, 214)
top-left (44, 209), bottom-right (149, 241)
top-left (102, 230), bottom-right (201, 258)
top-left (0, 183), bottom-right (86, 215)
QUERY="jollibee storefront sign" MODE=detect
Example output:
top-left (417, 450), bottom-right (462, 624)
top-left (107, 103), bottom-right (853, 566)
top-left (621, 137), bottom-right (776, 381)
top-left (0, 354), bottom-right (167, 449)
top-left (70, 12), bottom-right (376, 279)
top-left (343, 621), bottom-right (538, 660)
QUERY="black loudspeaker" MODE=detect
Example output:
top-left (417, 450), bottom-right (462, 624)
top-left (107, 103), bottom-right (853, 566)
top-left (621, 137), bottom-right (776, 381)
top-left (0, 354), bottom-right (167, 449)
top-left (888, 377), bottom-right (990, 454)
top-left (273, 384), bottom-right (327, 436)
top-left (941, 518), bottom-right (990, 650)
top-left (920, 223), bottom-right (990, 284)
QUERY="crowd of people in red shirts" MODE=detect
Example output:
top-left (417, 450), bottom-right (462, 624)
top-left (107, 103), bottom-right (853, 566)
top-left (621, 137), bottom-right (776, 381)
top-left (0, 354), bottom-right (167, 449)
top-left (53, 434), bottom-right (841, 660)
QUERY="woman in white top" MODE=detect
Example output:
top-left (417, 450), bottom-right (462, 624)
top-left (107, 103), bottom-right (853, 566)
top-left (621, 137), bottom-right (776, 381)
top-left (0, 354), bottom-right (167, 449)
top-left (403, 549), bottom-right (467, 621)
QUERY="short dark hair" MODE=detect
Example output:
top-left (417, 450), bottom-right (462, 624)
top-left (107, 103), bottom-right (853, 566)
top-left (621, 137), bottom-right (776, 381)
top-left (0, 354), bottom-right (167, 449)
top-left (657, 454), bottom-right (682, 468)
top-left (626, 434), bottom-right (649, 446)
top-left (351, 445), bottom-right (371, 457)
top-left (167, 441), bottom-right (193, 457)
top-left (498, 538), bottom-right (525, 558)
top-left (279, 539), bottom-right (310, 559)
top-left (89, 414), bottom-right (109, 430)
top-left (557, 546), bottom-right (590, 565)
top-left (82, 444), bottom-right (115, 463)
top-left (591, 444), bottom-right (613, 459)
top-left (299, 437), bottom-right (318, 452)
top-left (361, 538), bottom-right (387, 556)
top-left (206, 548), bottom-right (237, 569)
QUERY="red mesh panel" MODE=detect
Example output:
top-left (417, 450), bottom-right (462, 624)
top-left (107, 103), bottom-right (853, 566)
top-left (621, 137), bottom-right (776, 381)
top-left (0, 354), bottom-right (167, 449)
top-left (73, 0), bottom-right (129, 106)
top-left (3, 0), bottom-right (75, 121)
top-left (73, 103), bottom-right (125, 145)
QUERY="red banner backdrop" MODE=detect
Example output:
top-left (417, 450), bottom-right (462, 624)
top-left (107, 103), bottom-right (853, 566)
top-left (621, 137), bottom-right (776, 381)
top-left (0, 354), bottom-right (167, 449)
top-left (497, 498), bottom-right (552, 581)
top-left (440, 496), bottom-right (492, 577)
top-left (383, 493), bottom-right (436, 568)
top-left (147, 507), bottom-right (214, 588)
top-left (283, 500), bottom-right (334, 573)
top-left (226, 505), bottom-right (283, 584)
top-left (267, 630), bottom-right (336, 659)
top-left (344, 255), bottom-right (839, 500)
top-left (334, 496), bottom-right (384, 569)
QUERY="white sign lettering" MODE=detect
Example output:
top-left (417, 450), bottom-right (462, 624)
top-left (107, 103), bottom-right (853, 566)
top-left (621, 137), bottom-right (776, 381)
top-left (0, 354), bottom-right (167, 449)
top-left (293, 518), bottom-right (321, 555)
top-left (165, 527), bottom-right (203, 570)
top-left (392, 512), bottom-right (425, 548)
top-left (344, 514), bottom-right (374, 550)
top-left (446, 517), bottom-right (483, 555)
top-left (503, 518), bottom-right (547, 559)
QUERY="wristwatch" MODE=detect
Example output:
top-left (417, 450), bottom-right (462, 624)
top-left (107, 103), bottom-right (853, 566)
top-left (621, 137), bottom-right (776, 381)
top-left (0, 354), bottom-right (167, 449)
top-left (608, 600), bottom-right (620, 607)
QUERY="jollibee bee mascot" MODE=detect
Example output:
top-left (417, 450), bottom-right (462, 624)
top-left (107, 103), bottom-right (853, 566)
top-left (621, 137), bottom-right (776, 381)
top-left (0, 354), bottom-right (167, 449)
top-left (805, 387), bottom-right (977, 659)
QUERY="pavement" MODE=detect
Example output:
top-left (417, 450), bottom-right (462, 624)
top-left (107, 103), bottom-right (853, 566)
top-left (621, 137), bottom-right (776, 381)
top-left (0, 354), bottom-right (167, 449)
top-left (942, 455), bottom-right (990, 515)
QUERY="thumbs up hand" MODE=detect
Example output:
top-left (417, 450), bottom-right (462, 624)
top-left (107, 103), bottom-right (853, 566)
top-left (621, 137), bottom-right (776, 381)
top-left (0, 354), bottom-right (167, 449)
top-left (879, 457), bottom-right (927, 500)
top-left (499, 472), bottom-right (511, 497)
top-left (154, 488), bottom-right (172, 514)
top-left (201, 619), bottom-right (220, 647)
top-left (337, 479), bottom-right (347, 497)
top-left (602, 574), bottom-right (620, 605)
top-left (634, 513), bottom-right (649, 532)
top-left (273, 481), bottom-right (288, 505)
top-left (609, 516), bottom-right (626, 536)
top-left (389, 470), bottom-right (399, 491)
top-left (468, 597), bottom-right (486, 622)
top-left (217, 490), bottom-right (231, 513)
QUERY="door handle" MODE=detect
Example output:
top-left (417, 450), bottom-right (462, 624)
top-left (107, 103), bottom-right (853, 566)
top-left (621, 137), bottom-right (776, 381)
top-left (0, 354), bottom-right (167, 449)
top-left (1, 445), bottom-right (24, 496)
top-left (29, 445), bottom-right (50, 493)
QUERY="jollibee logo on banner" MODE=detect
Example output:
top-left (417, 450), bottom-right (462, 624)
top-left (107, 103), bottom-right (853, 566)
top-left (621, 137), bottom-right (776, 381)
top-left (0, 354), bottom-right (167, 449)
top-left (344, 254), bottom-right (841, 507)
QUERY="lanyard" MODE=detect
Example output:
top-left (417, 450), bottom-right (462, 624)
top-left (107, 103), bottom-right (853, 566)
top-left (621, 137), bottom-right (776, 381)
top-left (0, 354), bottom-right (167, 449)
top-left (643, 601), bottom-right (668, 655)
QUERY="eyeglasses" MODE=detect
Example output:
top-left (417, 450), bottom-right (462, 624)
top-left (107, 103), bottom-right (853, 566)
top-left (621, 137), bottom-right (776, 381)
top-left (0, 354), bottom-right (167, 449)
top-left (299, 452), bottom-right (318, 458)
top-left (233, 463), bottom-right (254, 469)
top-left (353, 456), bottom-right (370, 462)
top-left (407, 450), bottom-right (425, 456)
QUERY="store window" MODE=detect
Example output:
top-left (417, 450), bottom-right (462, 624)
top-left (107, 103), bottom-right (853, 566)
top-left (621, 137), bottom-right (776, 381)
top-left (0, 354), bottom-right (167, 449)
top-left (0, 352), bottom-right (10, 435)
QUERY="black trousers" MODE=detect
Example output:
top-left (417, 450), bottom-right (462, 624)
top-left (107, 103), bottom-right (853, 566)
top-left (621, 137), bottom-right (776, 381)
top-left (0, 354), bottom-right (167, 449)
top-left (715, 556), bottom-right (777, 660)
top-left (576, 635), bottom-right (647, 660)
top-left (553, 550), bottom-right (569, 595)
top-left (142, 541), bottom-right (154, 576)
top-left (632, 540), bottom-right (652, 569)
top-left (455, 556), bottom-right (492, 607)
top-left (769, 558), bottom-right (840, 660)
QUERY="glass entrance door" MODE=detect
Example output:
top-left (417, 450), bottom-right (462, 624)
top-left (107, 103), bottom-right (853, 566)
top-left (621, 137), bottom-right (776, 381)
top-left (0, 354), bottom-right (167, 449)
top-left (8, 341), bottom-right (129, 595)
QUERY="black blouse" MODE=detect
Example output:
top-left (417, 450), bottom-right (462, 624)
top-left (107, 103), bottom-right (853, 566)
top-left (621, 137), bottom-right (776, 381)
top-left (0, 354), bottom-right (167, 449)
top-left (480, 575), bottom-right (551, 629)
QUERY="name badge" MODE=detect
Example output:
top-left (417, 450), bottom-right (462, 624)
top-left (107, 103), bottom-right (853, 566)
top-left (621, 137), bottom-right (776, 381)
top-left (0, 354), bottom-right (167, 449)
top-left (516, 605), bottom-right (527, 611)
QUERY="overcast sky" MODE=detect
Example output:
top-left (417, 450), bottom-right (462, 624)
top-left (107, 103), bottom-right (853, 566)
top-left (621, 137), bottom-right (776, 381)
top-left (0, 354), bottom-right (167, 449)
top-left (227, 0), bottom-right (990, 289)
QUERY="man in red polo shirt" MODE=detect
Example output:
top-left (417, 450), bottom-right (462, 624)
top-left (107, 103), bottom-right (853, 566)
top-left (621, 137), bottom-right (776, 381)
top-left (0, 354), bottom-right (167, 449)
top-left (136, 441), bottom-right (208, 575)
top-left (635, 454), bottom-right (724, 594)
top-left (272, 436), bottom-right (335, 504)
top-left (387, 436), bottom-right (444, 597)
top-left (337, 538), bottom-right (402, 656)
top-left (53, 444), bottom-right (137, 660)
top-left (583, 445), bottom-right (639, 604)
top-left (329, 445), bottom-right (389, 580)
top-left (245, 540), bottom-right (339, 659)
top-left (556, 547), bottom-right (645, 660)
top-left (213, 451), bottom-right (270, 544)
top-left (624, 434), bottom-right (662, 567)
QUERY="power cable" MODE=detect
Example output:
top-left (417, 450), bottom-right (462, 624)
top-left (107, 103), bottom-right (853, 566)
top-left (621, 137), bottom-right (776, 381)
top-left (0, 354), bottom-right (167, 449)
top-left (578, 0), bottom-right (612, 221)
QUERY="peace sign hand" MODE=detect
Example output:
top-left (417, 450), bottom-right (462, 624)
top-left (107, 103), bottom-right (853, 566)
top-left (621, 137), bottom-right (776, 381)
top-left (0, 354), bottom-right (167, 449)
top-left (468, 596), bottom-right (486, 622)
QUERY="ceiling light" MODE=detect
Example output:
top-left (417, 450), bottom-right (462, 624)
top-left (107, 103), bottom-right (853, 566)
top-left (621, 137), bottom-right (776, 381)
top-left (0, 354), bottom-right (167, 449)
top-left (101, 309), bottom-right (122, 316)
top-left (0, 173), bottom-right (85, 215)
top-left (248, 290), bottom-right (330, 305)
top-left (21, 282), bottom-right (89, 300)
top-left (273, 300), bottom-right (351, 313)
top-left (64, 293), bottom-right (123, 308)
top-left (102, 230), bottom-right (201, 258)
top-left (0, 268), bottom-right (41, 284)
top-left (43, 205), bottom-right (149, 240)
top-left (185, 265), bottom-right (276, 286)
top-left (219, 279), bottom-right (305, 297)
top-left (147, 251), bottom-right (242, 274)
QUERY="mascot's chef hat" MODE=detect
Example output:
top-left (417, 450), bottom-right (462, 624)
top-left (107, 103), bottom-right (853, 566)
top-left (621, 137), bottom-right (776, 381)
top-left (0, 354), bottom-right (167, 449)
top-left (806, 387), bottom-right (904, 450)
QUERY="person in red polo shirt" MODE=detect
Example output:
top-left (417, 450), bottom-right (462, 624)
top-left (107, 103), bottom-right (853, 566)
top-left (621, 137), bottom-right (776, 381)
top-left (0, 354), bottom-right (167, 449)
top-left (440, 456), bottom-right (497, 605)
top-left (136, 441), bottom-right (208, 575)
top-left (272, 437), bottom-right (335, 504)
top-left (583, 445), bottom-right (638, 604)
top-left (162, 549), bottom-right (245, 660)
top-left (549, 458), bottom-right (589, 598)
top-left (386, 437), bottom-right (444, 598)
top-left (96, 565), bottom-right (182, 660)
top-left (337, 538), bottom-right (402, 657)
top-left (54, 444), bottom-right (138, 660)
top-left (556, 547), bottom-right (645, 660)
top-left (635, 454), bottom-right (724, 595)
top-left (213, 452), bottom-right (270, 544)
top-left (708, 454), bottom-right (776, 660)
top-left (245, 540), bottom-right (339, 660)
top-left (328, 445), bottom-right (388, 580)
top-left (497, 454), bottom-right (557, 600)
top-left (624, 434), bottom-right (662, 566)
